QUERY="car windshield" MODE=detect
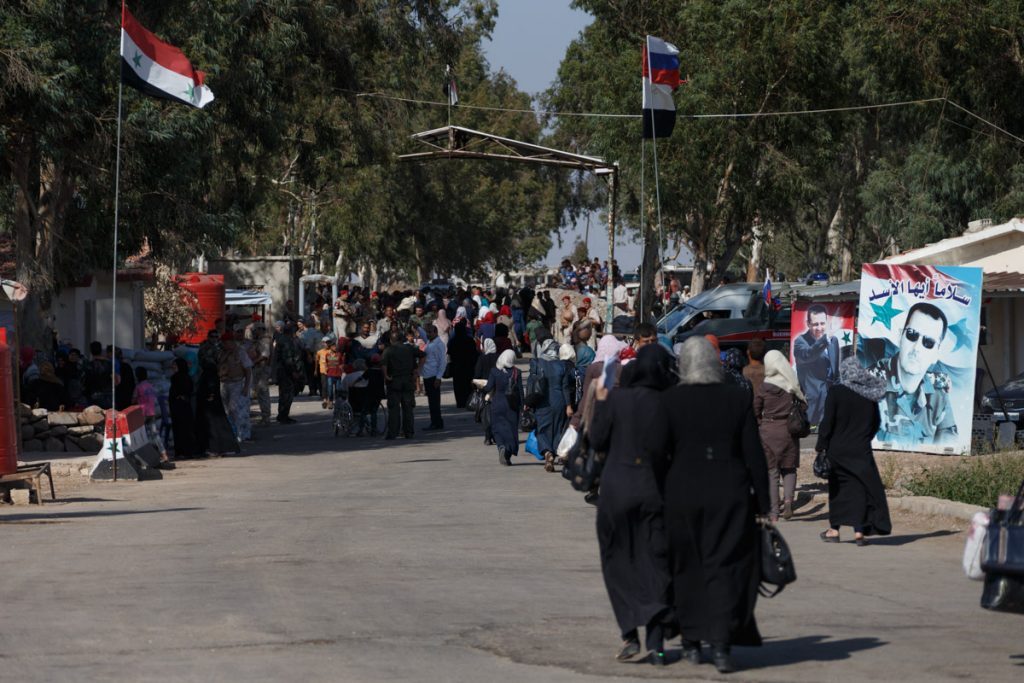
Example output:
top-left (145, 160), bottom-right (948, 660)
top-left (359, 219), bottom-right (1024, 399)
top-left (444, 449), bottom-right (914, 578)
top-left (657, 303), bottom-right (697, 333)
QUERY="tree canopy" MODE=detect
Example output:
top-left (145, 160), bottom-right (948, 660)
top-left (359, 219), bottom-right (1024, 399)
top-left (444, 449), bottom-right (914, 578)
top-left (1, 0), bottom-right (564, 343)
top-left (545, 0), bottom-right (1024, 296)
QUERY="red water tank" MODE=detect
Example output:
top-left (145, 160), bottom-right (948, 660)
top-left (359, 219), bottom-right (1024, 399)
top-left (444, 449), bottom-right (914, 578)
top-left (0, 328), bottom-right (19, 475)
top-left (176, 273), bottom-right (225, 344)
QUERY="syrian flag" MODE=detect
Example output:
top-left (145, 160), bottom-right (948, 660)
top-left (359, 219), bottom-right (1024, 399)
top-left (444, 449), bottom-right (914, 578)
top-left (642, 36), bottom-right (680, 138)
top-left (120, 5), bottom-right (215, 109)
top-left (444, 64), bottom-right (459, 106)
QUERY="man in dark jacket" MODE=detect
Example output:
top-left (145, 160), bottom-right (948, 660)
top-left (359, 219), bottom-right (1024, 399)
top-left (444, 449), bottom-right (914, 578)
top-left (274, 324), bottom-right (304, 423)
top-left (381, 325), bottom-right (423, 439)
top-left (793, 304), bottom-right (840, 424)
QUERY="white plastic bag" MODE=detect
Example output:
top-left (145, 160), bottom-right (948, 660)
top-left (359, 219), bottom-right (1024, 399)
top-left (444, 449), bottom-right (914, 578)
top-left (556, 425), bottom-right (579, 458)
top-left (962, 511), bottom-right (990, 581)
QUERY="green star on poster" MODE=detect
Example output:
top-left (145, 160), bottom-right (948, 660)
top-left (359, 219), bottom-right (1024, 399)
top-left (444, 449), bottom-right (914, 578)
top-left (870, 297), bottom-right (902, 329)
top-left (841, 331), bottom-right (851, 344)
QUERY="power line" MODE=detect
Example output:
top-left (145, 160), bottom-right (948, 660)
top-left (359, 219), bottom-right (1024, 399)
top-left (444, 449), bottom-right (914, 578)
top-left (353, 90), bottom-right (1024, 145)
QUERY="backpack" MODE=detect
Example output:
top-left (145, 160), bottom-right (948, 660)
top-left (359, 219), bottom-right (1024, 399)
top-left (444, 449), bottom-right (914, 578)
top-left (505, 368), bottom-right (522, 412)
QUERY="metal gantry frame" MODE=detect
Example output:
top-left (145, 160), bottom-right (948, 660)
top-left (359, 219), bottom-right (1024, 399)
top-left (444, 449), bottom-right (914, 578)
top-left (398, 125), bottom-right (619, 332)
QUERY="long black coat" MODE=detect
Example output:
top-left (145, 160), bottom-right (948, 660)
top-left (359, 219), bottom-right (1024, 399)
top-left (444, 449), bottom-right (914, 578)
top-left (649, 383), bottom-right (771, 647)
top-left (483, 366), bottom-right (523, 456)
top-left (589, 385), bottom-right (672, 638)
top-left (815, 384), bottom-right (892, 536)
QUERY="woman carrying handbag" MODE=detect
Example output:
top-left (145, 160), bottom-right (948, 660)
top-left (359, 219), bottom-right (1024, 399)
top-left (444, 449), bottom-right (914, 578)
top-left (754, 351), bottom-right (807, 522)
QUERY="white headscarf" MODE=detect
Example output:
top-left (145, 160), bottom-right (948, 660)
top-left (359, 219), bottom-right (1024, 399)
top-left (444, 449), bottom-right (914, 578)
top-left (595, 335), bottom-right (626, 365)
top-left (559, 343), bottom-right (576, 362)
top-left (763, 350), bottom-right (806, 401)
top-left (497, 349), bottom-right (516, 370)
top-left (483, 338), bottom-right (497, 355)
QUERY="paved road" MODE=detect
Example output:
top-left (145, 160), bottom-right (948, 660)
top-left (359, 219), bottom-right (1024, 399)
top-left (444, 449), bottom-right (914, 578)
top-left (1, 385), bottom-right (1021, 682)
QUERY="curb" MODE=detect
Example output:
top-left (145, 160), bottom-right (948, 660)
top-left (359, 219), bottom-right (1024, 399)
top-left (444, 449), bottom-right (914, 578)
top-left (806, 492), bottom-right (984, 523)
top-left (887, 495), bottom-right (985, 522)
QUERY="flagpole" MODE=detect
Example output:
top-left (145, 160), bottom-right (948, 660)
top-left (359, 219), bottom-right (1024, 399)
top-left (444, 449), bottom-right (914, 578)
top-left (639, 135), bottom-right (645, 319)
top-left (111, 2), bottom-right (126, 481)
top-left (645, 37), bottom-right (666, 289)
top-left (446, 64), bottom-right (452, 127)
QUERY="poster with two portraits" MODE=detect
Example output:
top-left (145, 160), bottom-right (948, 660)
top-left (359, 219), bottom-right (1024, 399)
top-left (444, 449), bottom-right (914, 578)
top-left (790, 264), bottom-right (983, 454)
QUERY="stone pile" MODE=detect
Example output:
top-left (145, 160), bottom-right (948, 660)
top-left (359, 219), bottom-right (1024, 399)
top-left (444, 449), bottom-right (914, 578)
top-left (19, 404), bottom-right (106, 454)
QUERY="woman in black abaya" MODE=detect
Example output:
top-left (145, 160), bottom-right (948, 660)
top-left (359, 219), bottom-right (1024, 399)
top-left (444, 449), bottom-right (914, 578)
top-left (447, 319), bottom-right (479, 409)
top-left (817, 357), bottom-right (892, 545)
top-left (589, 344), bottom-right (675, 666)
top-left (169, 358), bottom-right (199, 459)
top-left (195, 361), bottom-right (240, 457)
top-left (483, 350), bottom-right (523, 465)
top-left (649, 337), bottom-right (770, 674)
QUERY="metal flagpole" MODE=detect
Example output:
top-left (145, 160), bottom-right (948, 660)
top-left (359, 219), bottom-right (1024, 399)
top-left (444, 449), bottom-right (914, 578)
top-left (645, 36), bottom-right (666, 284)
top-left (639, 136), bottom-right (645, 319)
top-left (110, 2), bottom-right (126, 481)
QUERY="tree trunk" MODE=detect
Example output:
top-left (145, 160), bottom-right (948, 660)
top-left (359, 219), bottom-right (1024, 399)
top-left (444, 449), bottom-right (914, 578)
top-left (746, 220), bottom-right (763, 282)
top-left (11, 133), bottom-right (51, 350)
top-left (639, 200), bottom-right (659, 323)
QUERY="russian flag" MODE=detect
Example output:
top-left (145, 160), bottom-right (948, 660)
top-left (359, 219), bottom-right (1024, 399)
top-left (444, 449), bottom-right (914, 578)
top-left (642, 36), bottom-right (680, 139)
top-left (120, 5), bottom-right (215, 109)
top-left (763, 269), bottom-right (773, 308)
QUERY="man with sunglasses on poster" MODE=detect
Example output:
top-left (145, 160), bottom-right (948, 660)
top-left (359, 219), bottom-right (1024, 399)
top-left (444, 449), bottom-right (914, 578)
top-left (870, 302), bottom-right (958, 445)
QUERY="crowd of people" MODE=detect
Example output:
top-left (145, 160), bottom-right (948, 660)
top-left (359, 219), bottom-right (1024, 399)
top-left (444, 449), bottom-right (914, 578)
top-left (17, 276), bottom-right (893, 674)
top-left (470, 319), bottom-right (891, 674)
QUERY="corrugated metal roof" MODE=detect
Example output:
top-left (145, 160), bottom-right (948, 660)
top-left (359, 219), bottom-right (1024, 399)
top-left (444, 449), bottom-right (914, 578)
top-left (793, 271), bottom-right (1024, 300)
top-left (982, 271), bottom-right (1024, 293)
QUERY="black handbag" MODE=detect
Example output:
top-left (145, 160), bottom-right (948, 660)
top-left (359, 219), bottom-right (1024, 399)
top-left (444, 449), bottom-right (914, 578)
top-left (812, 450), bottom-right (831, 479)
top-left (560, 431), bottom-right (605, 492)
top-left (981, 478), bottom-right (1024, 576)
top-left (787, 396), bottom-right (811, 438)
top-left (759, 520), bottom-right (797, 597)
top-left (467, 389), bottom-right (484, 414)
top-left (979, 477), bottom-right (1024, 614)
top-left (519, 408), bottom-right (537, 433)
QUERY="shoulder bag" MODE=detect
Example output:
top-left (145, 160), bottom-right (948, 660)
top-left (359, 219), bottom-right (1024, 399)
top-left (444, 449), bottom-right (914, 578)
top-left (759, 519), bottom-right (797, 598)
top-left (787, 395), bottom-right (811, 438)
top-left (980, 477), bottom-right (1024, 613)
top-left (505, 368), bottom-right (522, 413)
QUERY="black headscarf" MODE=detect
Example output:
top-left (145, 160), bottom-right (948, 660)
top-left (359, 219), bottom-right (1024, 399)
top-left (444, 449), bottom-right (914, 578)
top-left (621, 344), bottom-right (675, 390)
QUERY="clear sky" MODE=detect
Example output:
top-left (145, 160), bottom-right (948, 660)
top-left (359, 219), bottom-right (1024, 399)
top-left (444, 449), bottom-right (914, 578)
top-left (482, 1), bottom-right (650, 271)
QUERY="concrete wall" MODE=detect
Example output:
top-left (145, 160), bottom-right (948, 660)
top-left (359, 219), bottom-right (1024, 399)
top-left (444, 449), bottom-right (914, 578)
top-left (980, 296), bottom-right (1024, 389)
top-left (207, 256), bottom-right (302, 323)
top-left (52, 275), bottom-right (145, 352)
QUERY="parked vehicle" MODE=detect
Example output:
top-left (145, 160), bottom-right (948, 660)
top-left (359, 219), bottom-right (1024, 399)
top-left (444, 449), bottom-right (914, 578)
top-left (656, 282), bottom-right (793, 353)
top-left (981, 371), bottom-right (1024, 419)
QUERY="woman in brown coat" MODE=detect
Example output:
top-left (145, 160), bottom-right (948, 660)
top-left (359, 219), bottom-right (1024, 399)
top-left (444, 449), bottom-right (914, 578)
top-left (753, 350), bottom-right (806, 522)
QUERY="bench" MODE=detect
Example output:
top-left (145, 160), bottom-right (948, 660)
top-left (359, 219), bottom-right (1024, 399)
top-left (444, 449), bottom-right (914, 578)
top-left (0, 463), bottom-right (56, 505)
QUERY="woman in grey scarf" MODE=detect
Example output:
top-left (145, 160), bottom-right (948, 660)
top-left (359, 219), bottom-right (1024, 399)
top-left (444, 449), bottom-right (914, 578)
top-left (815, 356), bottom-right (892, 545)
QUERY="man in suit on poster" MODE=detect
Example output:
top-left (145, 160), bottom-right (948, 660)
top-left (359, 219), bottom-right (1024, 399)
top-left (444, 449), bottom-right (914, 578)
top-left (794, 304), bottom-right (841, 425)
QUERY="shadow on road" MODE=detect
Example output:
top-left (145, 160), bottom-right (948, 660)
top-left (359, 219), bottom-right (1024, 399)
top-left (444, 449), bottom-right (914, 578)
top-left (392, 458), bottom-right (452, 464)
top-left (1010, 653), bottom-right (1024, 666)
top-left (742, 634), bottom-right (888, 669)
top-left (0, 507), bottom-right (203, 523)
top-left (867, 530), bottom-right (958, 546)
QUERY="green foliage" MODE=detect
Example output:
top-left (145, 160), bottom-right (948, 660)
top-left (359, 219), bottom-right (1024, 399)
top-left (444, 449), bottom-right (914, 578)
top-left (549, 0), bottom-right (1024, 288)
top-left (906, 452), bottom-right (1024, 508)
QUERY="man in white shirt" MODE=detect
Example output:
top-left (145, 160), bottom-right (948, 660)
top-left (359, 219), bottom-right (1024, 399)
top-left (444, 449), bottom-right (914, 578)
top-left (420, 323), bottom-right (448, 430)
top-left (612, 277), bottom-right (630, 316)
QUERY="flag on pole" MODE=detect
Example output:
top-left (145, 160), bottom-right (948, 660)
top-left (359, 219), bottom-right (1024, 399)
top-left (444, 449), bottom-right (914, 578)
top-left (443, 64), bottom-right (459, 106)
top-left (642, 36), bottom-right (680, 138)
top-left (120, 5), bottom-right (215, 108)
top-left (763, 269), bottom-right (773, 308)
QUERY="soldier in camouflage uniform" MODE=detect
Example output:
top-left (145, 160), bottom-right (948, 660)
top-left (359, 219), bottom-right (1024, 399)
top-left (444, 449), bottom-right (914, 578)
top-left (869, 302), bottom-right (958, 447)
top-left (249, 323), bottom-right (273, 425)
top-left (274, 322), bottom-right (304, 424)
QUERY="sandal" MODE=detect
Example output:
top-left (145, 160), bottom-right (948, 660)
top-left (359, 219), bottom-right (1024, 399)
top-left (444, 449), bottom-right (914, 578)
top-left (855, 536), bottom-right (868, 546)
top-left (820, 530), bottom-right (840, 543)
